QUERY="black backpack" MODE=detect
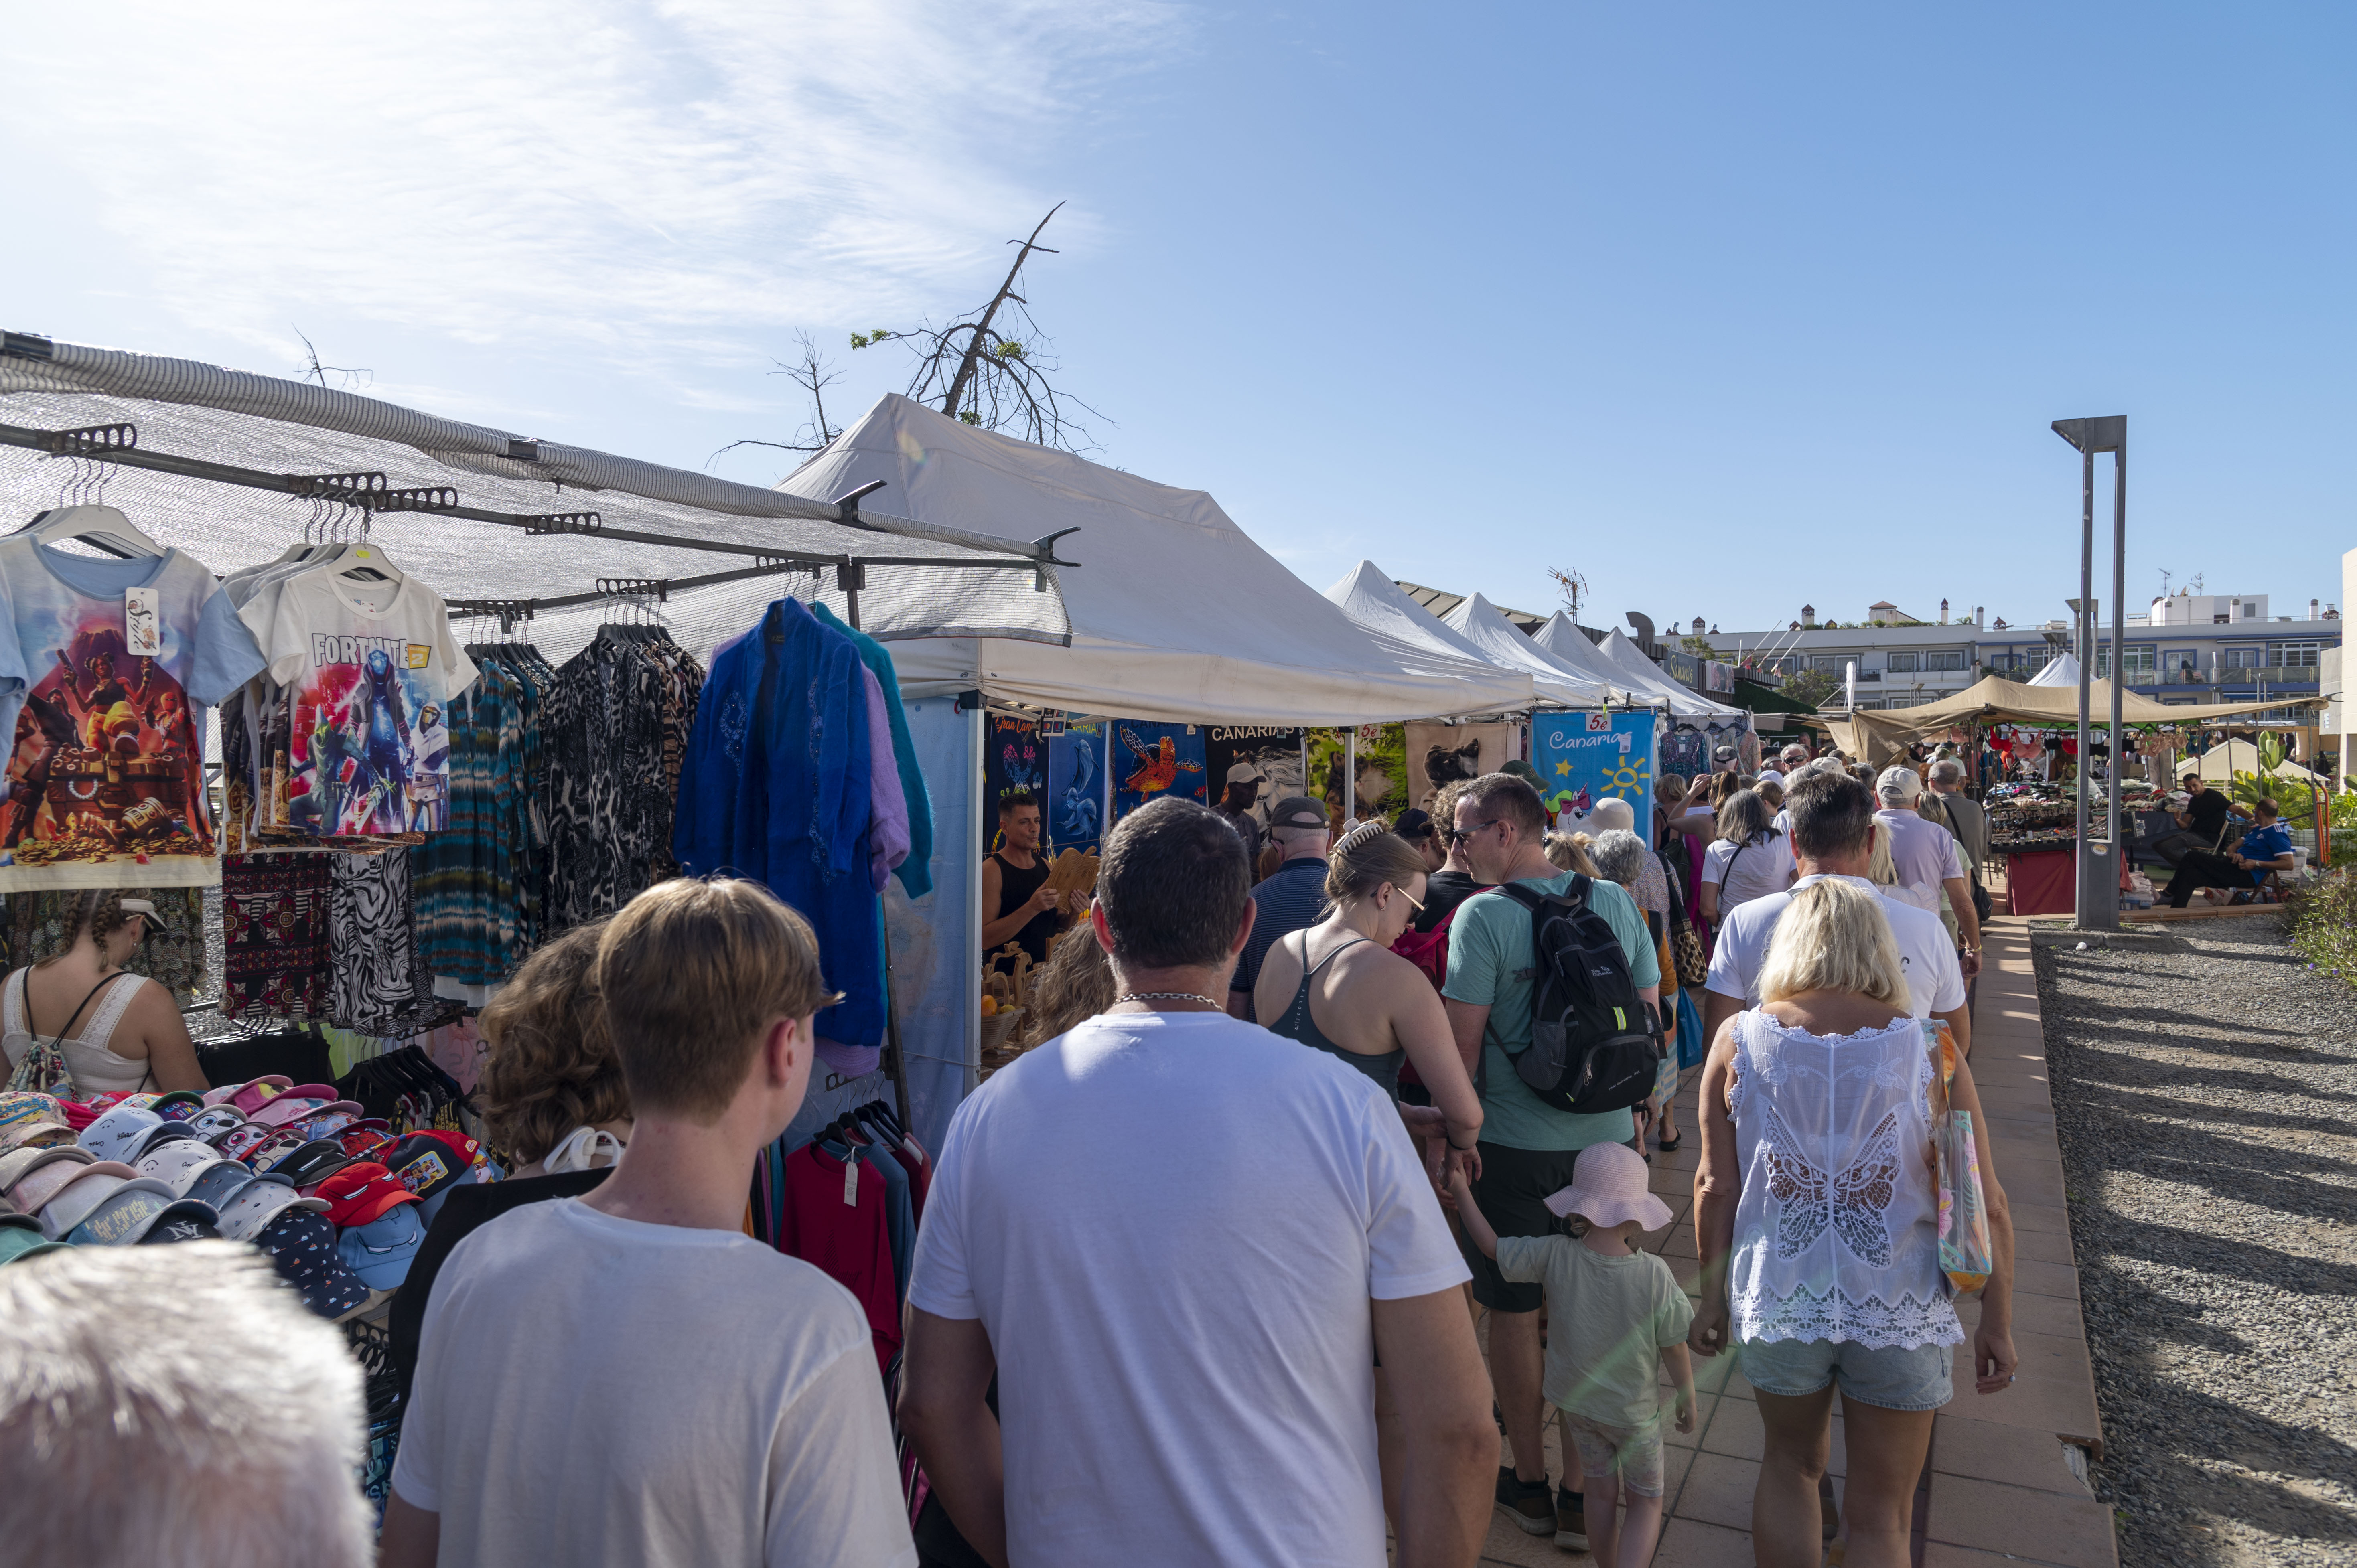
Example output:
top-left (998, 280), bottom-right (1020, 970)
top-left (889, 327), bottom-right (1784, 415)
top-left (1491, 878), bottom-right (1660, 1116)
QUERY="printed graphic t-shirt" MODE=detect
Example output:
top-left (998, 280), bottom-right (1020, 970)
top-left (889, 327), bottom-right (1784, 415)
top-left (0, 542), bottom-right (264, 890)
top-left (241, 570), bottom-right (476, 837)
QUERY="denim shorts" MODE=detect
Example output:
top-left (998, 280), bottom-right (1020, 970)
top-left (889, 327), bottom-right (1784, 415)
top-left (1736, 1337), bottom-right (1954, 1412)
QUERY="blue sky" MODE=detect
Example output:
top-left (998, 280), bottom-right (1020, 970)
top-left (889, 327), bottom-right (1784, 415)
top-left (3, 2), bottom-right (2349, 638)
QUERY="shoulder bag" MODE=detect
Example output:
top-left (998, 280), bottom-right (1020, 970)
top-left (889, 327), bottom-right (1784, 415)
top-left (1925, 1019), bottom-right (1993, 1296)
top-left (1658, 848), bottom-right (1710, 988)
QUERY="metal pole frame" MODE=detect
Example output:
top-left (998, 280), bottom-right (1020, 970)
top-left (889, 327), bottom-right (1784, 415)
top-left (2076, 448), bottom-right (2099, 927)
top-left (2055, 415), bottom-right (2127, 931)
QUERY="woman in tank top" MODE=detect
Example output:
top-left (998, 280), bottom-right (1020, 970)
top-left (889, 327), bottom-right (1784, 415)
top-left (3, 890), bottom-right (206, 1095)
top-left (1251, 824), bottom-right (1483, 1167)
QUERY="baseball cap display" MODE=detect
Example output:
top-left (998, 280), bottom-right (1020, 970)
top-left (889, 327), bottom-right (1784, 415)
top-left (290, 1107), bottom-right (364, 1143)
top-left (182, 1160), bottom-right (262, 1214)
top-left (0, 1213), bottom-right (68, 1267)
top-left (133, 1140), bottom-right (226, 1197)
top-left (77, 1106), bottom-right (169, 1164)
top-left (272, 1140), bottom-right (356, 1193)
top-left (217, 1076), bottom-right (294, 1116)
top-left (41, 1171), bottom-right (171, 1241)
top-left (9, 1153), bottom-right (115, 1222)
top-left (0, 1091), bottom-right (75, 1154)
top-left (243, 1129), bottom-right (308, 1174)
top-left (337, 1201), bottom-right (425, 1291)
top-left (211, 1123), bottom-right (278, 1164)
top-left (189, 1106), bottom-right (249, 1142)
top-left (0, 1142), bottom-right (92, 1199)
top-left (316, 1164), bottom-right (422, 1230)
top-left (335, 1124), bottom-right (397, 1163)
top-left (151, 1090), bottom-right (207, 1122)
top-left (256, 1209), bottom-right (371, 1318)
top-left (125, 1123), bottom-right (202, 1163)
top-left (64, 1186), bottom-right (215, 1247)
top-left (387, 1133), bottom-right (476, 1226)
top-left (214, 1174), bottom-right (329, 1243)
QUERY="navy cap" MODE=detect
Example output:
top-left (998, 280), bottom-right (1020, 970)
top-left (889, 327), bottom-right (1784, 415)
top-left (182, 1161), bottom-right (260, 1214)
top-left (254, 1208), bottom-right (371, 1318)
top-left (270, 1139), bottom-right (356, 1193)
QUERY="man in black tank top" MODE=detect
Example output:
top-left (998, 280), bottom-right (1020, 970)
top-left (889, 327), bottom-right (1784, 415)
top-left (980, 794), bottom-right (1070, 968)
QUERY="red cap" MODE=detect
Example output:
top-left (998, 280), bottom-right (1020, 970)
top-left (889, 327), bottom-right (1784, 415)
top-left (313, 1163), bottom-right (421, 1229)
top-left (410, 1129), bottom-right (479, 1169)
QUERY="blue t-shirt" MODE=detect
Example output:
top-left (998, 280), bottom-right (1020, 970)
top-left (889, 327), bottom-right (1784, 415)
top-left (1233, 857), bottom-right (1331, 1013)
top-left (2234, 822), bottom-right (2294, 884)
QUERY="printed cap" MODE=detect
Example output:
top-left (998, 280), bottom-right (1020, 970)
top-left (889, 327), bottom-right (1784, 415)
top-left (243, 1129), bottom-right (308, 1174)
top-left (11, 1153), bottom-right (120, 1221)
top-left (211, 1123), bottom-right (276, 1164)
top-left (255, 1209), bottom-right (370, 1318)
top-left (315, 1164), bottom-right (420, 1230)
top-left (0, 1142), bottom-right (92, 1198)
top-left (131, 1201), bottom-right (223, 1246)
top-left (125, 1124), bottom-right (203, 1163)
top-left (182, 1160), bottom-right (262, 1214)
top-left (42, 1172), bottom-right (172, 1240)
top-left (65, 1186), bottom-right (214, 1247)
top-left (224, 1077), bottom-right (295, 1116)
top-left (336, 1202), bottom-right (425, 1291)
top-left (214, 1173), bottom-right (328, 1243)
top-left (0, 1091), bottom-right (75, 1154)
top-left (273, 1140), bottom-right (355, 1194)
top-left (133, 1140), bottom-right (226, 1197)
top-left (189, 1106), bottom-right (249, 1143)
top-left (247, 1095), bottom-right (344, 1130)
top-left (151, 1090), bottom-right (207, 1122)
top-left (77, 1106), bottom-right (168, 1164)
top-left (290, 1108), bottom-right (363, 1143)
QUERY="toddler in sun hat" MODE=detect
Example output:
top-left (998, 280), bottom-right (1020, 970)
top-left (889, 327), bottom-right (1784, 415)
top-left (1448, 1143), bottom-right (1698, 1568)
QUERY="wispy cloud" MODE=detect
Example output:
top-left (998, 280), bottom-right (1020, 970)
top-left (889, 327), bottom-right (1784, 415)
top-left (3, 1), bottom-right (1185, 369)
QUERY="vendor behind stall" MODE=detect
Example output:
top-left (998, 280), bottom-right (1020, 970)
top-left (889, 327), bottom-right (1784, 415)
top-left (982, 794), bottom-right (1073, 967)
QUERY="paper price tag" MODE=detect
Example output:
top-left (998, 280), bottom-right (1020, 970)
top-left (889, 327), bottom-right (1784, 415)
top-left (842, 1156), bottom-right (859, 1207)
top-left (125, 587), bottom-right (160, 656)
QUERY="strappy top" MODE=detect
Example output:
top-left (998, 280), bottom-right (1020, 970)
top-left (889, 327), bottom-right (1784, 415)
top-left (1268, 933), bottom-right (1402, 1096)
top-left (1725, 1009), bottom-right (1961, 1351)
top-left (2, 967), bottom-right (155, 1096)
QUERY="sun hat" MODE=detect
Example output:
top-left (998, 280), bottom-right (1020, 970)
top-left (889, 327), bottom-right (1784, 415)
top-left (214, 1173), bottom-right (328, 1243)
top-left (77, 1105), bottom-right (169, 1164)
top-left (316, 1164), bottom-right (422, 1230)
top-left (255, 1209), bottom-right (371, 1318)
top-left (64, 1186), bottom-right (217, 1246)
top-left (1541, 1142), bottom-right (1673, 1232)
top-left (40, 1170), bottom-right (173, 1240)
top-left (10, 1154), bottom-right (121, 1222)
top-left (1583, 798), bottom-right (1637, 834)
top-left (336, 1201), bottom-right (426, 1292)
top-left (0, 1142), bottom-right (93, 1199)
top-left (133, 1139), bottom-right (227, 1197)
top-left (0, 1092), bottom-right (75, 1154)
top-left (0, 1213), bottom-right (69, 1267)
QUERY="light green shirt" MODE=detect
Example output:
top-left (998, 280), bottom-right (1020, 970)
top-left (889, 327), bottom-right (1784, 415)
top-left (1442, 871), bottom-right (1661, 1151)
top-left (1496, 1234), bottom-right (1693, 1428)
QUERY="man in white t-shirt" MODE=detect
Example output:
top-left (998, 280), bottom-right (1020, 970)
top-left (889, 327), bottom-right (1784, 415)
top-left (1873, 764), bottom-right (1984, 969)
top-left (381, 880), bottom-right (914, 1568)
top-left (1704, 770), bottom-right (1972, 1056)
top-left (901, 797), bottom-right (1493, 1568)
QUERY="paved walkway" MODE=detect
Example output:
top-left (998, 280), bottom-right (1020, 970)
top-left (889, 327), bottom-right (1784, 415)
top-left (1465, 917), bottom-right (2117, 1566)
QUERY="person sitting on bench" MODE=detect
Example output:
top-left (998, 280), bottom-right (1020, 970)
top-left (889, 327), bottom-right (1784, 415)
top-left (2166, 799), bottom-right (2295, 908)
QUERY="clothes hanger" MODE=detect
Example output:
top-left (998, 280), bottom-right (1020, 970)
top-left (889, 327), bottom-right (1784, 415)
top-left (15, 449), bottom-right (166, 558)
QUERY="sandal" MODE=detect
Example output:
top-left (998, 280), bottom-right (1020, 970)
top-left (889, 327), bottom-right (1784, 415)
top-left (1657, 1128), bottom-right (1682, 1152)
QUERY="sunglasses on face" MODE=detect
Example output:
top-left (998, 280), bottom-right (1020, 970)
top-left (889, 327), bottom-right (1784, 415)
top-left (1444, 820), bottom-right (1499, 847)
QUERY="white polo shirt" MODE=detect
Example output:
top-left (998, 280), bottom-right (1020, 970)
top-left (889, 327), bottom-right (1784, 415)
top-left (1704, 873), bottom-right (1967, 1016)
top-left (1873, 808), bottom-right (1966, 916)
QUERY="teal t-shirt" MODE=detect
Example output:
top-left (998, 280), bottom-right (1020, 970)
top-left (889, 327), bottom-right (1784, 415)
top-left (1442, 871), bottom-right (1661, 1152)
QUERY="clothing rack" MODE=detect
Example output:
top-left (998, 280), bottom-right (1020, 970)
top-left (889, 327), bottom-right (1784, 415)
top-left (3, 413), bottom-right (930, 1149)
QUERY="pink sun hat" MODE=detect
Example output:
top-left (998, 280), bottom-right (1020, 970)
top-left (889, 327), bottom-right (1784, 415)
top-left (1542, 1142), bottom-right (1673, 1231)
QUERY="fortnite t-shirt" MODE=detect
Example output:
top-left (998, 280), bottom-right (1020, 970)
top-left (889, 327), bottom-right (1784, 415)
top-left (0, 542), bottom-right (264, 890)
top-left (241, 569), bottom-right (476, 837)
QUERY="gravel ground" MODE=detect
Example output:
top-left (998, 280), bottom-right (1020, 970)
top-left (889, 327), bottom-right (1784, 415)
top-left (2038, 918), bottom-right (2357, 1567)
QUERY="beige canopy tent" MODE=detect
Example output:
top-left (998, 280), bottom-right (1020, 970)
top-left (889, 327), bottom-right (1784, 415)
top-left (1818, 675), bottom-right (2320, 766)
top-left (2191, 739), bottom-right (2325, 786)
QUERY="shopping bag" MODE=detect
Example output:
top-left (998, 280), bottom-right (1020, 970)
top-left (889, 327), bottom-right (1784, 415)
top-left (5, 1033), bottom-right (76, 1098)
top-left (1924, 1021), bottom-right (1992, 1295)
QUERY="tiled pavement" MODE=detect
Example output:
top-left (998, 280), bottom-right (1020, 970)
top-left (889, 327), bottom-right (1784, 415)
top-left (1462, 918), bottom-right (2117, 1566)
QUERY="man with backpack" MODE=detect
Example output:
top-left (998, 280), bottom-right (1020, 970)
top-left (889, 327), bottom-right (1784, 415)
top-left (1442, 772), bottom-right (1661, 1551)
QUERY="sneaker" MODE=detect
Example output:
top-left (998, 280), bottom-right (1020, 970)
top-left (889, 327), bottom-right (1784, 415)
top-left (1555, 1484), bottom-right (1589, 1550)
top-left (1495, 1466), bottom-right (1553, 1536)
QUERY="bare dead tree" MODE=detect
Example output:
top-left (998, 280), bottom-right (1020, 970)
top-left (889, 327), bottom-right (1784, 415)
top-left (708, 332), bottom-right (848, 468)
top-left (850, 204), bottom-right (1103, 451)
top-left (292, 328), bottom-right (371, 390)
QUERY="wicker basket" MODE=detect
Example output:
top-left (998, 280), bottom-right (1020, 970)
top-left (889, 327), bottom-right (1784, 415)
top-left (979, 1007), bottom-right (1026, 1056)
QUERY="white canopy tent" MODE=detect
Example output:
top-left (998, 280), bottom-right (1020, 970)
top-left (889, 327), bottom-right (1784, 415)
top-left (1530, 612), bottom-right (1652, 706)
top-left (1438, 593), bottom-right (1611, 708)
top-left (781, 397), bottom-right (1496, 725)
top-left (1321, 562), bottom-right (1537, 713)
top-left (2027, 652), bottom-right (2081, 688)
top-left (1596, 628), bottom-right (1744, 719)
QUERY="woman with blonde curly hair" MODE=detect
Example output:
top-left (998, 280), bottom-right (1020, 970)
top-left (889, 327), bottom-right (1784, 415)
top-left (1018, 926), bottom-right (1117, 1049)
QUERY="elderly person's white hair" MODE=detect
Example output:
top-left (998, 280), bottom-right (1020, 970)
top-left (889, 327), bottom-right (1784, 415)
top-left (1929, 758), bottom-right (1967, 788)
top-left (1585, 828), bottom-right (1651, 888)
top-left (0, 1242), bottom-right (373, 1567)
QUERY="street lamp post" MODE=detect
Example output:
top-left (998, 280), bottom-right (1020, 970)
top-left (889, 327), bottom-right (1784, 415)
top-left (2053, 416), bottom-right (2126, 931)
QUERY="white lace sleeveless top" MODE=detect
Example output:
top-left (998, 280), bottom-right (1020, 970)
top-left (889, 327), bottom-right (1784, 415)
top-left (1726, 1010), bottom-right (1962, 1351)
top-left (2, 968), bottom-right (156, 1096)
